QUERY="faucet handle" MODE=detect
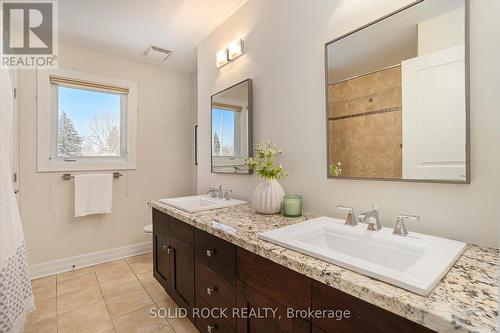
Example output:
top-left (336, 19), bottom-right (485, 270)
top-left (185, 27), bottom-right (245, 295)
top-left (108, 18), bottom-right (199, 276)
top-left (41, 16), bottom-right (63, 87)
top-left (224, 190), bottom-right (232, 201)
top-left (206, 187), bottom-right (218, 198)
top-left (337, 205), bottom-right (357, 226)
top-left (365, 218), bottom-right (378, 231)
top-left (393, 214), bottom-right (420, 236)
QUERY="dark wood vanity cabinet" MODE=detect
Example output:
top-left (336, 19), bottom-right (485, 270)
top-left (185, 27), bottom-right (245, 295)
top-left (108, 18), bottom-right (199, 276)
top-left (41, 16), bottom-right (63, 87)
top-left (152, 209), bottom-right (195, 318)
top-left (152, 209), bottom-right (436, 333)
top-left (169, 218), bottom-right (195, 317)
top-left (237, 249), bottom-right (311, 333)
top-left (152, 209), bottom-right (171, 292)
top-left (194, 229), bottom-right (237, 333)
top-left (312, 281), bottom-right (434, 333)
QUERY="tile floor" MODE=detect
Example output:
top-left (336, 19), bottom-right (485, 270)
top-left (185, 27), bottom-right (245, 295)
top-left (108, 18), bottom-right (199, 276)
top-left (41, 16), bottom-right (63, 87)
top-left (26, 253), bottom-right (200, 333)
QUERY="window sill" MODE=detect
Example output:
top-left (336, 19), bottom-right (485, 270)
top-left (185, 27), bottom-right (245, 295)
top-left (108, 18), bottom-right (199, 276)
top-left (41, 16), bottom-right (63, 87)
top-left (38, 158), bottom-right (136, 172)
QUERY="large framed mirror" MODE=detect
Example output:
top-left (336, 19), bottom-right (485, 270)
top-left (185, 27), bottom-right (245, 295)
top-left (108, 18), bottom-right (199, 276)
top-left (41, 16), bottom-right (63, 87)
top-left (211, 79), bottom-right (253, 174)
top-left (325, 0), bottom-right (469, 183)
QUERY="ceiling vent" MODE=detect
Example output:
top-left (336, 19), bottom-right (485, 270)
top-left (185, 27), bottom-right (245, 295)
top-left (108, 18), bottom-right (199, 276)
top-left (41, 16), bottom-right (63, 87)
top-left (143, 45), bottom-right (174, 61)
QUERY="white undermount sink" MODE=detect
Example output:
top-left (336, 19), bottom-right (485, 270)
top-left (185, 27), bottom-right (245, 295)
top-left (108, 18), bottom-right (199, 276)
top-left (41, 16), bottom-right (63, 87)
top-left (159, 195), bottom-right (246, 213)
top-left (258, 217), bottom-right (466, 295)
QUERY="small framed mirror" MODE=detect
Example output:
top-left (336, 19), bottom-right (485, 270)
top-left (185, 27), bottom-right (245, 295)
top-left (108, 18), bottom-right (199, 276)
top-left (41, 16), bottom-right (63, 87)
top-left (211, 79), bottom-right (253, 174)
top-left (325, 0), bottom-right (469, 183)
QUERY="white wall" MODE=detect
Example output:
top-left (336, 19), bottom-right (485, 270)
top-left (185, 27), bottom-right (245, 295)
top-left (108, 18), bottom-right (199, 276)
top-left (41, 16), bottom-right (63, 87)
top-left (418, 6), bottom-right (465, 55)
top-left (191, 72), bottom-right (199, 194)
top-left (197, 0), bottom-right (500, 247)
top-left (20, 44), bottom-right (194, 265)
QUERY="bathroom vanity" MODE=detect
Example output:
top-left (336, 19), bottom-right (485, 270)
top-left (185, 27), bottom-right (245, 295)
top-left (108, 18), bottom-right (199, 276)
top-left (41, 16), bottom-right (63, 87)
top-left (149, 201), bottom-right (498, 333)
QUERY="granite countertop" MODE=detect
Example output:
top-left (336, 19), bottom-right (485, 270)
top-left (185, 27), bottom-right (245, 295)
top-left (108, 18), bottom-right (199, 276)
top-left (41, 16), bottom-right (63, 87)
top-left (149, 200), bottom-right (499, 333)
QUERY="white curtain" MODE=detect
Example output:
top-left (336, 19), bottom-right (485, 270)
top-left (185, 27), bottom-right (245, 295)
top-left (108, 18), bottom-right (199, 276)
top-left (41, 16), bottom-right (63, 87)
top-left (0, 70), bottom-right (34, 333)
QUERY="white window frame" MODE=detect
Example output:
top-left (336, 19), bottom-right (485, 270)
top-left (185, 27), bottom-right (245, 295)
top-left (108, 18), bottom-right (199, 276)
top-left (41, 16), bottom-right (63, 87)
top-left (37, 68), bottom-right (137, 172)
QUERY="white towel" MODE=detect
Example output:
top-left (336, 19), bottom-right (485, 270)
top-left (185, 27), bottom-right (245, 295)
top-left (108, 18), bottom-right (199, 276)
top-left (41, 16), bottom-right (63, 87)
top-left (75, 174), bottom-right (113, 217)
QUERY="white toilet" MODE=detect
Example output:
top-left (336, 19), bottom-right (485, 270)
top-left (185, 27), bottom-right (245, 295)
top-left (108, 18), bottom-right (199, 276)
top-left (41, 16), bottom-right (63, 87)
top-left (143, 224), bottom-right (152, 233)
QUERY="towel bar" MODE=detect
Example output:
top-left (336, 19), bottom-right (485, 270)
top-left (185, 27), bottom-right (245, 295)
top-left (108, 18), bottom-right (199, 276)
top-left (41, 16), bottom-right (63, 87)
top-left (61, 172), bottom-right (122, 181)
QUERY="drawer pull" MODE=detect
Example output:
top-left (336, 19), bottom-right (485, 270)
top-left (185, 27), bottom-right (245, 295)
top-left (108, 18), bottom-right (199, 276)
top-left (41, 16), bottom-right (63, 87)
top-left (206, 249), bottom-right (215, 257)
top-left (206, 286), bottom-right (217, 295)
top-left (207, 324), bottom-right (217, 333)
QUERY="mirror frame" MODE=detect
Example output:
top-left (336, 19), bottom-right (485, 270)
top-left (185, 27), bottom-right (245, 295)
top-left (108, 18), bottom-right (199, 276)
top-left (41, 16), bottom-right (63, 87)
top-left (210, 78), bottom-right (253, 174)
top-left (324, 0), bottom-right (470, 184)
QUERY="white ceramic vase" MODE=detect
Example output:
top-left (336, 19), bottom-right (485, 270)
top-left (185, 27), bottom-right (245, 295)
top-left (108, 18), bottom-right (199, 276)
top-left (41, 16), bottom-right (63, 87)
top-left (252, 179), bottom-right (285, 214)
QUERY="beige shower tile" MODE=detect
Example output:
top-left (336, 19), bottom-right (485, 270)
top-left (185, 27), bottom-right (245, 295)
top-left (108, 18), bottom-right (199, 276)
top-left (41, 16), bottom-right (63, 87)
top-left (57, 271), bottom-right (100, 296)
top-left (57, 266), bottom-right (94, 282)
top-left (113, 306), bottom-right (169, 333)
top-left (57, 286), bottom-right (104, 315)
top-left (58, 299), bottom-right (113, 333)
top-left (105, 286), bottom-right (154, 318)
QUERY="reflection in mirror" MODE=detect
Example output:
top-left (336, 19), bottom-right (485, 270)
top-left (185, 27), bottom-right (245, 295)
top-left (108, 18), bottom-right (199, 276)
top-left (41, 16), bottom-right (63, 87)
top-left (326, 0), bottom-right (468, 183)
top-left (211, 79), bottom-right (253, 174)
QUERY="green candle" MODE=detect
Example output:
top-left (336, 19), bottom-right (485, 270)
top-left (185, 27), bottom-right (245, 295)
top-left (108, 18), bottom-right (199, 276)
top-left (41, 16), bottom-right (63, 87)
top-left (283, 195), bottom-right (302, 217)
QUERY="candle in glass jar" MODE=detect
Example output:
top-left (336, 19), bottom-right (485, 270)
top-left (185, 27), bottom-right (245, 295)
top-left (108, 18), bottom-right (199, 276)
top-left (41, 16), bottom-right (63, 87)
top-left (283, 195), bottom-right (302, 217)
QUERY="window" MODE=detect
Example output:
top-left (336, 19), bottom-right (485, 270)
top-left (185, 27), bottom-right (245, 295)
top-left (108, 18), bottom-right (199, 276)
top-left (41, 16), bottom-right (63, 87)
top-left (211, 102), bottom-right (246, 160)
top-left (212, 107), bottom-right (240, 157)
top-left (38, 69), bottom-right (137, 172)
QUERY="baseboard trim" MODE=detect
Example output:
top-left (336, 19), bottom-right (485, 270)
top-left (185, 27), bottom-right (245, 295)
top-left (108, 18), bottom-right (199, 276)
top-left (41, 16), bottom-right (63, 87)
top-left (30, 241), bottom-right (152, 280)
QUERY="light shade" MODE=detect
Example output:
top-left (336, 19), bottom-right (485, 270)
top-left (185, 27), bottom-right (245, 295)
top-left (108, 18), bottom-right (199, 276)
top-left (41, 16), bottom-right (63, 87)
top-left (216, 49), bottom-right (229, 67)
top-left (227, 39), bottom-right (244, 60)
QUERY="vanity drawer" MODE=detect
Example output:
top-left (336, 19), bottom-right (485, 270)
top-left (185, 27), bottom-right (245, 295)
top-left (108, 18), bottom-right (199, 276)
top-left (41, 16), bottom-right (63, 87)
top-left (311, 281), bottom-right (435, 333)
top-left (195, 229), bottom-right (236, 283)
top-left (195, 295), bottom-right (236, 333)
top-left (237, 248), bottom-right (311, 311)
top-left (195, 261), bottom-right (237, 327)
top-left (236, 280), bottom-right (310, 333)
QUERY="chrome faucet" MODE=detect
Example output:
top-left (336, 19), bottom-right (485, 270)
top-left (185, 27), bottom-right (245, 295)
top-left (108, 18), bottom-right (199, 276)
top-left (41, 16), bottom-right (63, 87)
top-left (224, 190), bottom-right (232, 201)
top-left (393, 214), bottom-right (420, 236)
top-left (206, 187), bottom-right (217, 198)
top-left (216, 185), bottom-right (224, 199)
top-left (358, 204), bottom-right (382, 231)
top-left (337, 205), bottom-right (357, 226)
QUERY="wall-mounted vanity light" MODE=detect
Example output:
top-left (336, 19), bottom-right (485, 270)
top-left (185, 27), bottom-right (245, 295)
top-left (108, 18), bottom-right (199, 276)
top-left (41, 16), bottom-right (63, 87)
top-left (216, 49), bottom-right (229, 67)
top-left (216, 39), bottom-right (244, 68)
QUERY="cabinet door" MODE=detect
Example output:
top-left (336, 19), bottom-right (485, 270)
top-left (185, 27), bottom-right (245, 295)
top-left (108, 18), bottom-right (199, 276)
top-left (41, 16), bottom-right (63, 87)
top-left (153, 209), bottom-right (171, 292)
top-left (170, 233), bottom-right (195, 318)
top-left (237, 280), bottom-right (310, 333)
top-left (312, 281), bottom-right (435, 333)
